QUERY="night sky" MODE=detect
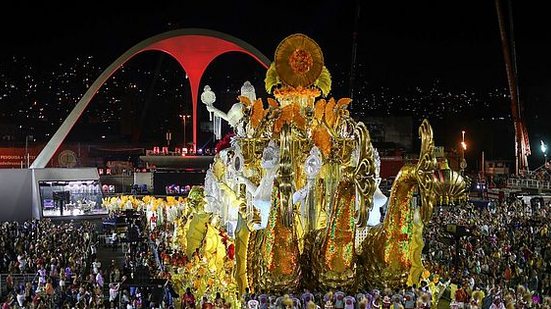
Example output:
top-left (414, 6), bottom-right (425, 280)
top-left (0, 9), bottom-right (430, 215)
top-left (2, 1), bottom-right (550, 85)
top-left (1, 1), bottom-right (551, 166)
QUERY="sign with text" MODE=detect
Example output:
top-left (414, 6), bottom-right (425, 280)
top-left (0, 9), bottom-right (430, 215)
top-left (0, 147), bottom-right (39, 168)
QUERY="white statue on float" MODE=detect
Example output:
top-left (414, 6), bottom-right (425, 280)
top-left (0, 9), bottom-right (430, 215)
top-left (203, 169), bottom-right (221, 214)
top-left (203, 145), bottom-right (242, 237)
top-left (202, 81), bottom-right (257, 138)
top-left (293, 146), bottom-right (323, 232)
top-left (201, 81), bottom-right (264, 236)
top-left (367, 148), bottom-right (388, 226)
top-left (237, 140), bottom-right (280, 230)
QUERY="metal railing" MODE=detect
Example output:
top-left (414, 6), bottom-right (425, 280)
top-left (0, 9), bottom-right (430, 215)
top-left (507, 178), bottom-right (551, 190)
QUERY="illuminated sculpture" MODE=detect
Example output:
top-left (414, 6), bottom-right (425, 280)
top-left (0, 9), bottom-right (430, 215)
top-left (358, 120), bottom-right (438, 287)
top-left (367, 149), bottom-right (388, 227)
top-left (183, 33), bottom-right (469, 296)
top-left (238, 140), bottom-right (281, 230)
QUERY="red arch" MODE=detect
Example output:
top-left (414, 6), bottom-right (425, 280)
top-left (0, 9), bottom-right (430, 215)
top-left (142, 35), bottom-right (270, 151)
top-left (32, 29), bottom-right (271, 168)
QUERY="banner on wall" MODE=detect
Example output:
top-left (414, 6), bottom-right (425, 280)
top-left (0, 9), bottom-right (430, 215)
top-left (0, 147), bottom-right (39, 168)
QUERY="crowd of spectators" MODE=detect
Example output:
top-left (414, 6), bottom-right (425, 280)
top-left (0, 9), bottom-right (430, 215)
top-left (232, 287), bottom-right (432, 309)
top-left (423, 197), bottom-right (551, 307)
top-left (102, 210), bottom-right (176, 308)
top-left (0, 219), bottom-right (101, 307)
top-left (116, 217), bottom-right (170, 308)
top-left (0, 214), bottom-right (171, 308)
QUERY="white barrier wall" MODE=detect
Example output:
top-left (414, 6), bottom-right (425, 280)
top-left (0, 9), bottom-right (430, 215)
top-left (0, 169), bottom-right (33, 221)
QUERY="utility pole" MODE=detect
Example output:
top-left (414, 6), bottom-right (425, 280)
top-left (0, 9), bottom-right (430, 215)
top-left (25, 136), bottom-right (29, 168)
top-left (460, 131), bottom-right (467, 174)
top-left (180, 114), bottom-right (191, 149)
top-left (25, 135), bottom-right (33, 168)
top-left (166, 131), bottom-right (172, 148)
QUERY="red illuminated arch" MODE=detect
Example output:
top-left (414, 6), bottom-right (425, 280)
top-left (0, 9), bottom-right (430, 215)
top-left (32, 28), bottom-right (271, 168)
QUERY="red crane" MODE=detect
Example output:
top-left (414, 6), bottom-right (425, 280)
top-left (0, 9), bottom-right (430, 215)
top-left (495, 0), bottom-right (531, 176)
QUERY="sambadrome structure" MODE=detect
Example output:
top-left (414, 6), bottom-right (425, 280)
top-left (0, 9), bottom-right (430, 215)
top-left (31, 28), bottom-right (270, 169)
top-left (194, 33), bottom-right (469, 294)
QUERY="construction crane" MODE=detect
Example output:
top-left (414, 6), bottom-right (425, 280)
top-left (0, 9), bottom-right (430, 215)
top-left (495, 0), bottom-right (531, 176)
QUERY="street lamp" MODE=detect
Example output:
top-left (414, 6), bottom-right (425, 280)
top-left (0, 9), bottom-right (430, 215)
top-left (165, 131), bottom-right (172, 147)
top-left (460, 130), bottom-right (467, 173)
top-left (179, 114), bottom-right (191, 149)
top-left (541, 140), bottom-right (547, 165)
top-left (25, 135), bottom-right (34, 168)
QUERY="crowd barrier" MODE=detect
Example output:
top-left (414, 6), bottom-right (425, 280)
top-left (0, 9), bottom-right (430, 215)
top-left (507, 178), bottom-right (551, 190)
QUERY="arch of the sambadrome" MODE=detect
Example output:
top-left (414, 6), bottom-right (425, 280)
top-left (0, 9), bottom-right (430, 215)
top-left (31, 28), bottom-right (271, 168)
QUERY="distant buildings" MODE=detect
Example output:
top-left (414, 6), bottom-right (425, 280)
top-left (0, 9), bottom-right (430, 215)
top-left (365, 115), bottom-right (414, 152)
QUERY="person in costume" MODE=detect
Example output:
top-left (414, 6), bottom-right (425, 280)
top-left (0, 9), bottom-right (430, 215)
top-left (249, 299), bottom-right (261, 309)
top-left (381, 295), bottom-right (391, 309)
top-left (343, 295), bottom-right (355, 309)
top-left (258, 293), bottom-right (269, 309)
top-left (324, 292), bottom-right (334, 309)
top-left (183, 287), bottom-right (196, 309)
top-left (334, 290), bottom-right (345, 309)
top-left (371, 290), bottom-right (382, 309)
top-left (280, 295), bottom-right (294, 309)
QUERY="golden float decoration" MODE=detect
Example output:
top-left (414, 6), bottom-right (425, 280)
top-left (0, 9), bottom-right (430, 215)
top-left (101, 33), bottom-right (471, 306)
top-left (275, 33), bottom-right (324, 88)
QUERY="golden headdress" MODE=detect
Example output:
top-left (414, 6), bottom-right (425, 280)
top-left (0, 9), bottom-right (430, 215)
top-left (281, 294), bottom-right (294, 306)
top-left (265, 33), bottom-right (332, 98)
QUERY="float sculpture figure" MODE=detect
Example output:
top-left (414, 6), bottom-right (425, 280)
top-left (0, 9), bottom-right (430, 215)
top-left (192, 33), bottom-right (469, 295)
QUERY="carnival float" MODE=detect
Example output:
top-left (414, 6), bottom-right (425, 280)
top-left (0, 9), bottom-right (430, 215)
top-left (103, 33), bottom-right (469, 306)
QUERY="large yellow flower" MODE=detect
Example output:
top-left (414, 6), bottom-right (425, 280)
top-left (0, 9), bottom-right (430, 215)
top-left (275, 33), bottom-right (324, 87)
